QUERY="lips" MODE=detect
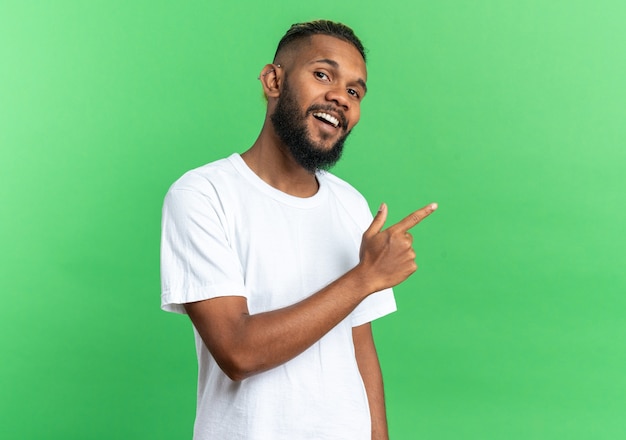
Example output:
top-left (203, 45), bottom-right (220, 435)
top-left (312, 112), bottom-right (340, 128)
top-left (309, 107), bottom-right (347, 131)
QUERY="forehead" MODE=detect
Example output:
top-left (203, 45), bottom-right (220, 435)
top-left (289, 34), bottom-right (367, 79)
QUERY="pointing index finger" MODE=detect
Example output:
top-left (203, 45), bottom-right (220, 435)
top-left (392, 203), bottom-right (438, 232)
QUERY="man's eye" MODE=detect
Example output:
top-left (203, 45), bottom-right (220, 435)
top-left (347, 88), bottom-right (360, 99)
top-left (314, 72), bottom-right (330, 81)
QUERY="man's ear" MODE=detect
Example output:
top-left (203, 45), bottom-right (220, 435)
top-left (258, 63), bottom-right (282, 99)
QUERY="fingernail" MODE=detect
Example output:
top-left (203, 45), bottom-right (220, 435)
top-left (378, 203), bottom-right (385, 212)
top-left (431, 203), bottom-right (438, 210)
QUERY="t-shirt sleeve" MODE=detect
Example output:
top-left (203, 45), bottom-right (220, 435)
top-left (350, 288), bottom-right (397, 327)
top-left (160, 185), bottom-right (247, 314)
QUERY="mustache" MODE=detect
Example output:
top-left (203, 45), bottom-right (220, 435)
top-left (306, 105), bottom-right (348, 130)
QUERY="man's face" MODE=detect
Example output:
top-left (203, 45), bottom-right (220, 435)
top-left (270, 35), bottom-right (368, 173)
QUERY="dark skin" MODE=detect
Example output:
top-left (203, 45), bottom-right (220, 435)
top-left (185, 34), bottom-right (437, 440)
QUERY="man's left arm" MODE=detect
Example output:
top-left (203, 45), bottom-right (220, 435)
top-left (353, 322), bottom-right (389, 440)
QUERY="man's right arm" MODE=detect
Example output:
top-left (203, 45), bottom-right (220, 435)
top-left (185, 202), bottom-right (437, 381)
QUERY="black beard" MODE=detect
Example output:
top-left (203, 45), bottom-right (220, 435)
top-left (271, 81), bottom-right (351, 174)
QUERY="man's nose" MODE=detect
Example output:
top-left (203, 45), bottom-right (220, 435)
top-left (325, 86), bottom-right (350, 110)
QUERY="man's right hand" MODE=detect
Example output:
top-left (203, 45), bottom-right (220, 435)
top-left (358, 202), bottom-right (438, 293)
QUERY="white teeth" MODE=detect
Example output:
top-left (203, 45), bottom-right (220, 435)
top-left (313, 112), bottom-right (339, 128)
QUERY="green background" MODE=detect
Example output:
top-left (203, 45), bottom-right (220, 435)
top-left (2, 0), bottom-right (625, 438)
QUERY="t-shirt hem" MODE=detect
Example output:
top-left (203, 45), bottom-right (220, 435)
top-left (161, 286), bottom-right (248, 314)
top-left (351, 298), bottom-right (397, 327)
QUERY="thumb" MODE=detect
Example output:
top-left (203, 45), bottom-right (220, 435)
top-left (364, 203), bottom-right (387, 237)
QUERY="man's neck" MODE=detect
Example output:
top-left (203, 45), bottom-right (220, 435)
top-left (241, 126), bottom-right (320, 198)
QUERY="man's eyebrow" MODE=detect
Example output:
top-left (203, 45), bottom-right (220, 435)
top-left (311, 58), bottom-right (340, 68)
top-left (310, 58), bottom-right (368, 94)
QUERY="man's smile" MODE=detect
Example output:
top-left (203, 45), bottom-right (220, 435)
top-left (313, 112), bottom-right (340, 128)
top-left (308, 106), bottom-right (348, 132)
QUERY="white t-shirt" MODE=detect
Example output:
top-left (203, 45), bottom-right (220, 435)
top-left (161, 154), bottom-right (396, 440)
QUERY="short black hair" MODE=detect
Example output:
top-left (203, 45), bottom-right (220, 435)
top-left (274, 20), bottom-right (366, 63)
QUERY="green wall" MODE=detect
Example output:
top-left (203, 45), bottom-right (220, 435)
top-left (2, 1), bottom-right (625, 438)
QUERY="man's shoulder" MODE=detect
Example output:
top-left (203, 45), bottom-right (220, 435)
top-left (319, 171), bottom-right (375, 227)
top-left (320, 171), bottom-right (367, 205)
top-left (167, 154), bottom-right (239, 194)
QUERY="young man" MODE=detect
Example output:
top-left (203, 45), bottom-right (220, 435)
top-left (161, 20), bottom-right (437, 439)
